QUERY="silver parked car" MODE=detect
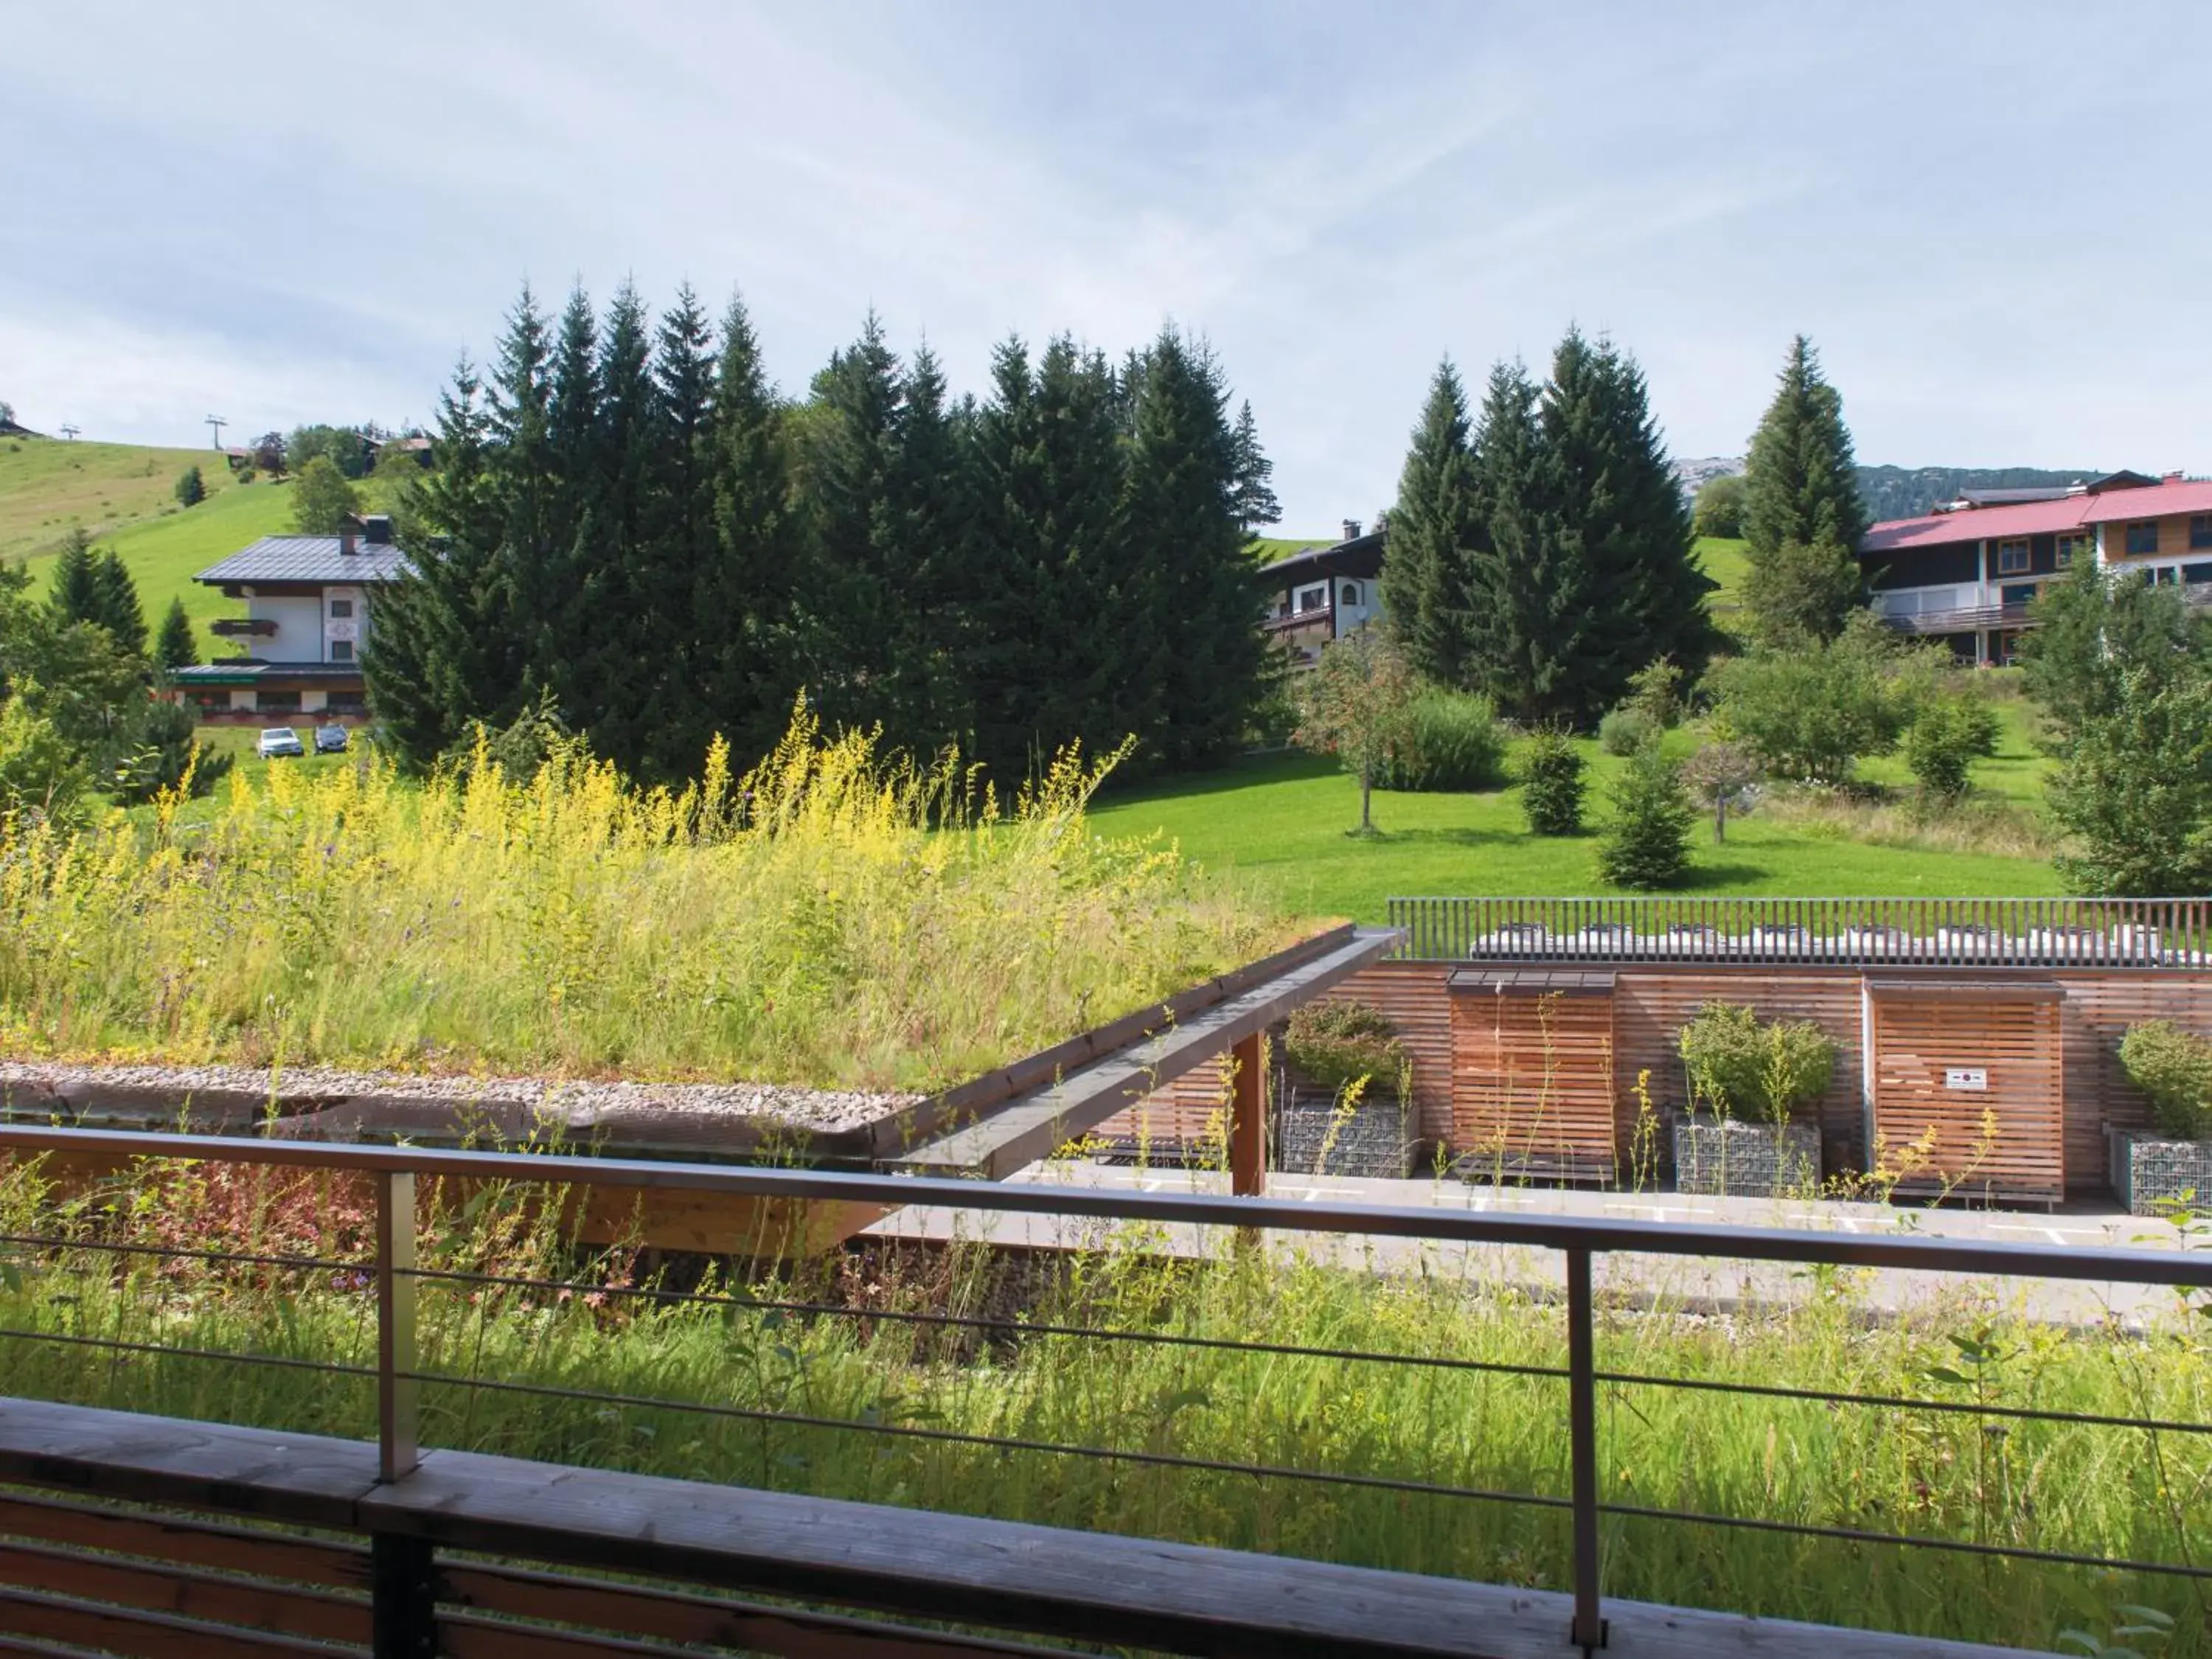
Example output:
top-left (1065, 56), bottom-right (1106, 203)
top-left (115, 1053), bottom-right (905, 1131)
top-left (257, 728), bottom-right (305, 759)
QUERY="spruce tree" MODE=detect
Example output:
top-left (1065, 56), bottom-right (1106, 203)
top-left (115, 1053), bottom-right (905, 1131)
top-left (882, 341), bottom-right (969, 755)
top-left (1120, 327), bottom-right (1270, 768)
top-left (698, 291), bottom-right (804, 763)
top-left (797, 312), bottom-right (908, 742)
top-left (1467, 331), bottom-right (1708, 726)
top-left (1380, 358), bottom-right (1481, 686)
top-left (1228, 398), bottom-right (1281, 535)
top-left (155, 597), bottom-right (197, 672)
top-left (959, 335), bottom-right (1127, 789)
top-left (1742, 335), bottom-right (1868, 644)
top-left (46, 531), bottom-right (102, 631)
top-left (91, 550), bottom-right (147, 660)
top-left (364, 359), bottom-right (514, 769)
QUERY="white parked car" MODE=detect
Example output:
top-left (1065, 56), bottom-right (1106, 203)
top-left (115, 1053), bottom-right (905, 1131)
top-left (257, 728), bottom-right (305, 759)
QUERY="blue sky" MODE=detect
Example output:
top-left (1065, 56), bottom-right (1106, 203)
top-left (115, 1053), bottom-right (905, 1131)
top-left (4, 1), bottom-right (2206, 531)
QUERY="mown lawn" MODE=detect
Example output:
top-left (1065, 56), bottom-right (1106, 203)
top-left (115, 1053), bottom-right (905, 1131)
top-left (1088, 714), bottom-right (2061, 920)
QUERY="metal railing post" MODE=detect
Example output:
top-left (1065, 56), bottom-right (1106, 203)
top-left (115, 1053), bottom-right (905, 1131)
top-left (375, 1170), bottom-right (419, 1482)
top-left (1566, 1246), bottom-right (1604, 1652)
top-left (372, 1169), bottom-right (433, 1657)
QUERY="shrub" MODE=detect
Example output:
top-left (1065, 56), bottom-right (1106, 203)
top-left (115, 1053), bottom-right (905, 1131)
top-left (173, 465), bottom-right (205, 508)
top-left (2119, 1020), bottom-right (2212, 1141)
top-left (1597, 706), bottom-right (1660, 757)
top-left (1677, 1001), bottom-right (1837, 1125)
top-left (1624, 658), bottom-right (1684, 728)
top-left (111, 700), bottom-right (232, 805)
top-left (1376, 689), bottom-right (1506, 791)
top-left (0, 698), bottom-right (89, 826)
top-left (1691, 473), bottom-right (1746, 539)
top-left (1284, 1000), bottom-right (1408, 1096)
top-left (1596, 739), bottom-right (1694, 889)
top-left (1705, 615), bottom-right (1910, 785)
top-left (1903, 693), bottom-right (2000, 801)
top-left (1517, 730), bottom-right (1585, 835)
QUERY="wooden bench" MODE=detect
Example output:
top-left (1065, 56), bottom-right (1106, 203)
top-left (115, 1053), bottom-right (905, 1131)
top-left (0, 1397), bottom-right (2052, 1658)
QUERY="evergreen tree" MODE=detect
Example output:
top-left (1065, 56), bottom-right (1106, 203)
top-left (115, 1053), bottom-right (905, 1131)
top-left (1741, 335), bottom-right (1868, 644)
top-left (959, 335), bottom-right (1127, 788)
top-left (155, 597), bottom-right (197, 672)
top-left (364, 359), bottom-right (514, 768)
top-left (91, 550), bottom-right (147, 659)
top-left (1466, 332), bottom-right (1708, 726)
top-left (881, 341), bottom-right (969, 754)
top-left (46, 530), bottom-right (102, 632)
top-left (1119, 327), bottom-right (1271, 769)
top-left (1596, 737), bottom-right (1694, 889)
top-left (697, 291), bottom-right (804, 763)
top-left (1228, 398), bottom-right (1281, 535)
top-left (797, 312), bottom-right (908, 742)
top-left (1380, 358), bottom-right (1481, 686)
top-left (174, 465), bottom-right (205, 508)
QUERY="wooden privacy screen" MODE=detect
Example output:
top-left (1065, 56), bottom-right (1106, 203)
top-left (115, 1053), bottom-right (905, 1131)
top-left (1869, 980), bottom-right (2065, 1204)
top-left (1449, 970), bottom-right (1618, 1180)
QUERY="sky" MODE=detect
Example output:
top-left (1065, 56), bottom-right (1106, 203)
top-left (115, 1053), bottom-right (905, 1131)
top-left (3, 0), bottom-right (2208, 532)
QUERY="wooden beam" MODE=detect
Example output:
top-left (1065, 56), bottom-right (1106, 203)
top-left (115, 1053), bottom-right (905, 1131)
top-left (894, 928), bottom-right (1397, 1178)
top-left (0, 1537), bottom-right (369, 1645)
top-left (1228, 1032), bottom-right (1265, 1198)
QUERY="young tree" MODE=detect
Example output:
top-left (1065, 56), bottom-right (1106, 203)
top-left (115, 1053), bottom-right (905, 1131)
top-left (1740, 336), bottom-right (1868, 645)
top-left (1706, 613), bottom-right (1909, 784)
top-left (174, 465), bottom-right (206, 507)
top-left (155, 597), bottom-right (197, 672)
top-left (250, 431), bottom-right (288, 477)
top-left (1596, 737), bottom-right (1694, 889)
top-left (1380, 358), bottom-right (1481, 686)
top-left (291, 456), bottom-right (362, 534)
top-left (1517, 728), bottom-right (1587, 835)
top-left (1902, 692), bottom-right (2000, 801)
top-left (1294, 629), bottom-right (1416, 835)
top-left (1681, 740), bottom-right (1760, 842)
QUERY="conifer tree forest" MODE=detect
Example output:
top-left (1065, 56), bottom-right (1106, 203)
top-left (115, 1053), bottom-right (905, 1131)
top-left (366, 283), bottom-right (1279, 790)
top-left (1382, 330), bottom-right (1714, 726)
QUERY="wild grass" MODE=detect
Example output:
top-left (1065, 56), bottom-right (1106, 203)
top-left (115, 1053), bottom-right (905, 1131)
top-left (1, 1152), bottom-right (2207, 1652)
top-left (1758, 786), bottom-right (2059, 860)
top-left (0, 708), bottom-right (1291, 1088)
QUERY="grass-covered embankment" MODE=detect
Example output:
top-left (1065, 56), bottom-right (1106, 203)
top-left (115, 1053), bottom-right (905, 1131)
top-left (0, 1155), bottom-right (2204, 1652)
top-left (0, 711), bottom-right (1292, 1088)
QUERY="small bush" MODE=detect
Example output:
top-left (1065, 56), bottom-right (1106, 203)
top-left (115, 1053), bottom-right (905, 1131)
top-left (1677, 1001), bottom-right (1837, 1125)
top-left (2119, 1020), bottom-right (2212, 1141)
top-left (1903, 694), bottom-right (2000, 801)
top-left (1624, 658), bottom-right (1684, 728)
top-left (1377, 689), bottom-right (1506, 791)
top-left (173, 465), bottom-right (205, 507)
top-left (1285, 1000), bottom-right (1408, 1095)
top-left (1598, 706), bottom-right (1660, 757)
top-left (1517, 730), bottom-right (1585, 835)
top-left (1596, 739), bottom-right (1694, 889)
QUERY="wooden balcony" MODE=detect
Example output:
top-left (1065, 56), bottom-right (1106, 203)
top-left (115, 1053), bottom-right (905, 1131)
top-left (208, 617), bottom-right (278, 637)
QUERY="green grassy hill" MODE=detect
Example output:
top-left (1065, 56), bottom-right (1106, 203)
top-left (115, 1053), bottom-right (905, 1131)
top-left (21, 482), bottom-right (302, 634)
top-left (0, 437), bottom-right (248, 566)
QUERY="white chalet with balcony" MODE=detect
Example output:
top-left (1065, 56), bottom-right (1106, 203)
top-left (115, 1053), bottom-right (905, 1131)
top-left (170, 513), bottom-right (409, 722)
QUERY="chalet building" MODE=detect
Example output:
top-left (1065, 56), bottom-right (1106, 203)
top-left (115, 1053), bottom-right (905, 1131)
top-left (170, 513), bottom-right (408, 723)
top-left (1260, 518), bottom-right (1386, 666)
top-left (1860, 470), bottom-right (2212, 664)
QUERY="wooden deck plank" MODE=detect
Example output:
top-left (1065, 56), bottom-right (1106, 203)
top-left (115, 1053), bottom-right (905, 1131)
top-left (895, 928), bottom-right (1399, 1178)
top-left (0, 1584), bottom-right (358, 1657)
top-left (0, 1490), bottom-right (368, 1589)
top-left (0, 1537), bottom-right (369, 1644)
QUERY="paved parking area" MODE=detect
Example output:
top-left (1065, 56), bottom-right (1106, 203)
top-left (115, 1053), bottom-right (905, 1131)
top-left (865, 1161), bottom-right (2199, 1326)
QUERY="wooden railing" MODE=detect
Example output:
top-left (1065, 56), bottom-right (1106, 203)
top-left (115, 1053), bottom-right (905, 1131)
top-left (1387, 895), bottom-right (2212, 969)
top-left (1878, 602), bottom-right (2030, 635)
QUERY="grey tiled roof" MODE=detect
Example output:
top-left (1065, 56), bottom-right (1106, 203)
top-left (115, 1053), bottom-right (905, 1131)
top-left (195, 536), bottom-right (411, 585)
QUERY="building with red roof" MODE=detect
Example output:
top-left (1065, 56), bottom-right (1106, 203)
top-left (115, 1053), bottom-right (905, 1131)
top-left (1859, 471), bottom-right (2212, 662)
